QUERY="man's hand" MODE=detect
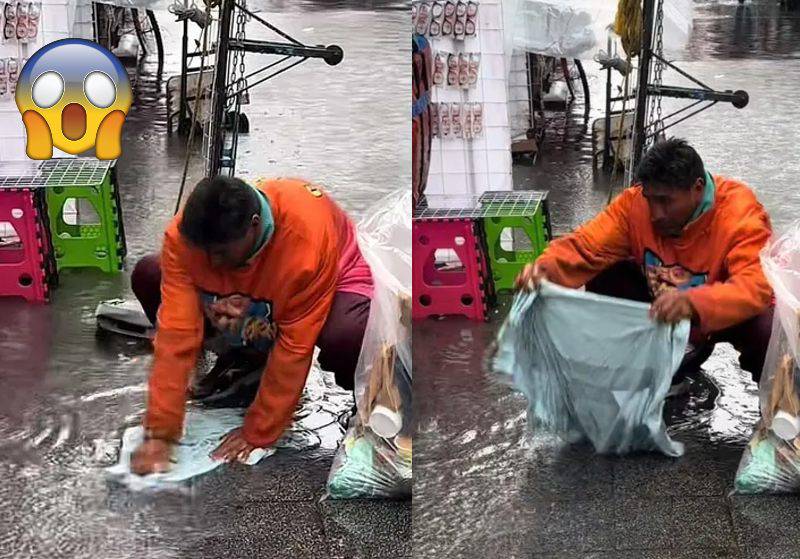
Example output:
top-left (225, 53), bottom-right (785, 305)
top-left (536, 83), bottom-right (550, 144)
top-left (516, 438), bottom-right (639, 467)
top-left (649, 289), bottom-right (696, 324)
top-left (211, 428), bottom-right (256, 463)
top-left (514, 261), bottom-right (550, 292)
top-left (131, 438), bottom-right (173, 475)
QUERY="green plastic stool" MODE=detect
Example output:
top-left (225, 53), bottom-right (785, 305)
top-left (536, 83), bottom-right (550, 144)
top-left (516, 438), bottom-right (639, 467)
top-left (45, 162), bottom-right (125, 273)
top-left (480, 191), bottom-right (551, 292)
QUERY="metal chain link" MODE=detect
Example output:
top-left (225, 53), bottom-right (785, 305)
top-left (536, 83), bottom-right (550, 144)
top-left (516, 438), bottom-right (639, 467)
top-left (646, 0), bottom-right (665, 146)
top-left (226, 0), bottom-right (247, 108)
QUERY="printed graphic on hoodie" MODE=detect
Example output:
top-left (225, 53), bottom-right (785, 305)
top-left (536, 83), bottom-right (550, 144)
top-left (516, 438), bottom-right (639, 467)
top-left (644, 248), bottom-right (708, 298)
top-left (201, 292), bottom-right (277, 353)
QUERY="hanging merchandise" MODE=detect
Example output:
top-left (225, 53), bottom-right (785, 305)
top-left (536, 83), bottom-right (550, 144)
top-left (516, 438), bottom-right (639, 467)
top-left (15, 1), bottom-right (28, 42)
top-left (326, 190), bottom-right (412, 500)
top-left (412, 0), bottom-right (479, 40)
top-left (4, 2), bottom-right (16, 40)
top-left (439, 102), bottom-right (450, 137)
top-left (27, 2), bottom-right (39, 40)
top-left (735, 222), bottom-right (800, 494)
top-left (432, 52), bottom-right (445, 86)
top-left (0, 58), bottom-right (6, 97)
top-left (7, 56), bottom-right (18, 96)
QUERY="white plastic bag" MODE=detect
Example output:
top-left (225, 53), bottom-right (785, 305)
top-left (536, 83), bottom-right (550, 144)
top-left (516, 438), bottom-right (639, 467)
top-left (326, 189), bottom-right (412, 499)
top-left (735, 223), bottom-right (800, 493)
top-left (506, 0), bottom-right (693, 61)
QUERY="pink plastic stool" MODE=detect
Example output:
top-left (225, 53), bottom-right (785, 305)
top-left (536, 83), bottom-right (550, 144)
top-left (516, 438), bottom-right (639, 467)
top-left (413, 218), bottom-right (489, 321)
top-left (0, 189), bottom-right (50, 303)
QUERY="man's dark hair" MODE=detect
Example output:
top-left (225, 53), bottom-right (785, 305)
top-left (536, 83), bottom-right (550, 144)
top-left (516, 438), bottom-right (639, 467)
top-left (635, 137), bottom-right (705, 190)
top-left (179, 175), bottom-right (259, 247)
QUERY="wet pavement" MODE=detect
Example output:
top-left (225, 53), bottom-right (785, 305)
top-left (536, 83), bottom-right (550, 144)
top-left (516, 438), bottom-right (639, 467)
top-left (415, 2), bottom-right (800, 558)
top-left (0, 2), bottom-right (409, 558)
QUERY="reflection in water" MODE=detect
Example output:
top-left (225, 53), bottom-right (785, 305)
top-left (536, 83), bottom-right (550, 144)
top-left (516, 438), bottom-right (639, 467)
top-left (416, 1), bottom-right (800, 556)
top-left (0, 3), bottom-right (407, 557)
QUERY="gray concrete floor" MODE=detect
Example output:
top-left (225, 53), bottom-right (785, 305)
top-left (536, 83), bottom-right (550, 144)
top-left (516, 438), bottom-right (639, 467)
top-left (414, 2), bottom-right (800, 558)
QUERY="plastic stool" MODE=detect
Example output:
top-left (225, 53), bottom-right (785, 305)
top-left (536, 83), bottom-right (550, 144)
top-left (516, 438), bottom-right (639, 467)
top-left (0, 189), bottom-right (52, 302)
top-left (482, 203), bottom-right (550, 292)
top-left (46, 168), bottom-right (125, 273)
top-left (412, 219), bottom-right (489, 321)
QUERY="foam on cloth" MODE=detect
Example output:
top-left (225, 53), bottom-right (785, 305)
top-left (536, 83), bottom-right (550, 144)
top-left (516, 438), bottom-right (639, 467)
top-left (107, 408), bottom-right (275, 490)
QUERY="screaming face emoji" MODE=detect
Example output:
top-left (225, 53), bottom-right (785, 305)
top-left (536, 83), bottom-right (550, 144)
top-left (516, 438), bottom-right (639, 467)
top-left (15, 39), bottom-right (132, 160)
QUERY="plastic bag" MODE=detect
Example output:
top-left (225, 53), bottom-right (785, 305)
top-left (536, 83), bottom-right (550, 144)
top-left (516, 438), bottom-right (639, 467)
top-left (326, 189), bottom-right (412, 499)
top-left (505, 0), bottom-right (693, 61)
top-left (493, 281), bottom-right (689, 456)
top-left (735, 224), bottom-right (800, 493)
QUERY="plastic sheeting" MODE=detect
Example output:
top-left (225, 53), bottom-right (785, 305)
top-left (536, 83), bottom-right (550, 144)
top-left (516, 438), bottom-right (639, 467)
top-left (735, 223), bottom-right (800, 493)
top-left (326, 189), bottom-right (412, 499)
top-left (493, 281), bottom-right (689, 456)
top-left (504, 0), bottom-right (694, 61)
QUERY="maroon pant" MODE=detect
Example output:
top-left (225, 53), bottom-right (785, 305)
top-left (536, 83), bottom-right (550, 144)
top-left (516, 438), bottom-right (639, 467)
top-left (131, 254), bottom-right (370, 391)
top-left (585, 260), bottom-right (773, 383)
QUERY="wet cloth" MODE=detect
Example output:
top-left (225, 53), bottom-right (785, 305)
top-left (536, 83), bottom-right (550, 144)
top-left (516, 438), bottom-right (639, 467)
top-left (493, 281), bottom-right (689, 456)
top-left (535, 175), bottom-right (773, 334)
top-left (107, 408), bottom-right (274, 490)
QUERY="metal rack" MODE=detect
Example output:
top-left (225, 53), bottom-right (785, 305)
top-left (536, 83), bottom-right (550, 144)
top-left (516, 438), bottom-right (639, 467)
top-left (0, 160), bottom-right (113, 189)
top-left (413, 191), bottom-right (548, 221)
top-left (204, 0), bottom-right (344, 177)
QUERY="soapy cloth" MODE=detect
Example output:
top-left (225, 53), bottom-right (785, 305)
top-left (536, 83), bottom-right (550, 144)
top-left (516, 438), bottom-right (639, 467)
top-left (107, 408), bottom-right (274, 490)
top-left (494, 281), bottom-right (690, 456)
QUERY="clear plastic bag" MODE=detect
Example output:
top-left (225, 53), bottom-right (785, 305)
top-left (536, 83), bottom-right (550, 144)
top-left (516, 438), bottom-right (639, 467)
top-left (326, 189), bottom-right (412, 499)
top-left (493, 281), bottom-right (689, 456)
top-left (734, 223), bottom-right (800, 493)
top-left (504, 0), bottom-right (693, 61)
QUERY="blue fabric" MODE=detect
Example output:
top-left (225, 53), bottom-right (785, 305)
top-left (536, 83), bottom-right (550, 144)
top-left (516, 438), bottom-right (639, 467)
top-left (412, 90), bottom-right (430, 118)
top-left (494, 281), bottom-right (689, 456)
top-left (689, 170), bottom-right (716, 222)
top-left (107, 408), bottom-right (273, 490)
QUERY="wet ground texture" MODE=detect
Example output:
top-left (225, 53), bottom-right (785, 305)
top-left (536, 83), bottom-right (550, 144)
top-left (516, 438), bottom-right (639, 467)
top-left (0, 2), bottom-right (409, 558)
top-left (415, 2), bottom-right (800, 558)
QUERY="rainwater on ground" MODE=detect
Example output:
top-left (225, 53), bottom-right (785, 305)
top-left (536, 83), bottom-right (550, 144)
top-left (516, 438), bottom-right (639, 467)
top-left (0, 2), bottom-right (410, 558)
top-left (414, 2), bottom-right (800, 558)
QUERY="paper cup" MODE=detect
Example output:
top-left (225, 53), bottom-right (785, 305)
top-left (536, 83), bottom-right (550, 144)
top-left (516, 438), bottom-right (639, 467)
top-left (771, 410), bottom-right (800, 441)
top-left (369, 405), bottom-right (403, 439)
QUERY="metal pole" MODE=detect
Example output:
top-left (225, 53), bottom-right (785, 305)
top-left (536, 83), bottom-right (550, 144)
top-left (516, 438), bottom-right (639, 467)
top-left (603, 36), bottom-right (612, 169)
top-left (179, 19), bottom-right (188, 133)
top-left (632, 0), bottom-right (655, 172)
top-left (209, 0), bottom-right (233, 177)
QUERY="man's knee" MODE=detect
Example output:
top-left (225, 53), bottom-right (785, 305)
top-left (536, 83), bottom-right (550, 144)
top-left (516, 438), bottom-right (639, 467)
top-left (317, 293), bottom-right (371, 389)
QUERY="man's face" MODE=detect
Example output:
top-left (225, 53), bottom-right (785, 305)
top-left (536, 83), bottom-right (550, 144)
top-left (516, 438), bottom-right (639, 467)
top-left (206, 215), bottom-right (261, 269)
top-left (642, 178), bottom-right (704, 237)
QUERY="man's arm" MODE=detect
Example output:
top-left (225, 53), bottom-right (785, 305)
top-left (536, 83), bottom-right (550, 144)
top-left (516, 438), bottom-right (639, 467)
top-left (240, 256), bottom-right (338, 448)
top-left (144, 231), bottom-right (204, 442)
top-left (686, 214), bottom-right (773, 333)
top-left (535, 189), bottom-right (635, 287)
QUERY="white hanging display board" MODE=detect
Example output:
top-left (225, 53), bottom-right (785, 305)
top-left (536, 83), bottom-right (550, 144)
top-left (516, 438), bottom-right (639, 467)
top-left (0, 0), bottom-right (94, 162)
top-left (415, 0), bottom-right (512, 197)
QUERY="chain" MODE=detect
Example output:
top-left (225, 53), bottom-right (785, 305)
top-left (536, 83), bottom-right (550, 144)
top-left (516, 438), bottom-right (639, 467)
top-left (226, 0), bottom-right (247, 108)
top-left (646, 0), bottom-right (665, 146)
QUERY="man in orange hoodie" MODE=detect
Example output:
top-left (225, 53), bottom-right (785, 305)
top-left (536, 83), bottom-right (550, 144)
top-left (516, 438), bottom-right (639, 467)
top-left (129, 176), bottom-right (372, 474)
top-left (517, 138), bottom-right (774, 388)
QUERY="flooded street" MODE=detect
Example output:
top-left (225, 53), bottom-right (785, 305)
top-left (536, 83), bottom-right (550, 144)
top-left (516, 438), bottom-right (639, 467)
top-left (415, 1), bottom-right (800, 557)
top-left (0, 2), bottom-right (409, 558)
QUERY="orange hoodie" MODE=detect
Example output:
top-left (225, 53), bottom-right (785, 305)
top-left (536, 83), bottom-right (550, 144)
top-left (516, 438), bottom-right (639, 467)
top-left (144, 178), bottom-right (358, 447)
top-left (537, 176), bottom-right (773, 334)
